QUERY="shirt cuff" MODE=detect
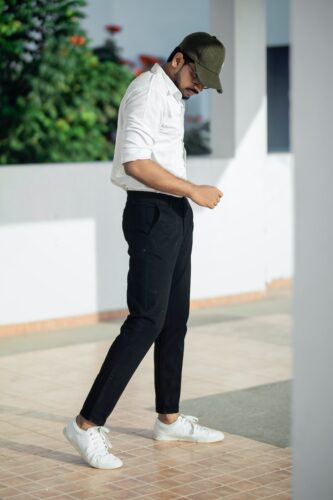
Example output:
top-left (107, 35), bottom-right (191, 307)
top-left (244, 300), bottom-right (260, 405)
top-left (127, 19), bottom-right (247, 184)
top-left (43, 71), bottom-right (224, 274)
top-left (121, 147), bottom-right (152, 164)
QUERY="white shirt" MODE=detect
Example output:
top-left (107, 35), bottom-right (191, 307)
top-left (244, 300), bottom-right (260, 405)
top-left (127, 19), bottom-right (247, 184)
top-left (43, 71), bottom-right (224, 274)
top-left (111, 62), bottom-right (187, 198)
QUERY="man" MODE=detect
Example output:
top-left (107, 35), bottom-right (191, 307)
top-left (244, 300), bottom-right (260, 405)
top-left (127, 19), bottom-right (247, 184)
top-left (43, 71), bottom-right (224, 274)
top-left (64, 32), bottom-right (226, 470)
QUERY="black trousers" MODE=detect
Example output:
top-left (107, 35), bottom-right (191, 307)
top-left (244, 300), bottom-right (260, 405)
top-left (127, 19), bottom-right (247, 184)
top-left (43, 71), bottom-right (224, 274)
top-left (80, 190), bottom-right (194, 426)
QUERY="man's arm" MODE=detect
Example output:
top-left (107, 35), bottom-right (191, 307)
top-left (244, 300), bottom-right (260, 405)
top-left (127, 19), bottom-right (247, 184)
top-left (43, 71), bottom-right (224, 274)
top-left (124, 159), bottom-right (195, 198)
top-left (124, 159), bottom-right (223, 209)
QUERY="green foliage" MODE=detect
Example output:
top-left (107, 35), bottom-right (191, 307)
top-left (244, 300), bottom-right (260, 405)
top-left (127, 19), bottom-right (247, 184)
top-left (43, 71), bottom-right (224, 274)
top-left (184, 121), bottom-right (212, 155)
top-left (0, 0), bottom-right (134, 164)
top-left (93, 38), bottom-right (123, 64)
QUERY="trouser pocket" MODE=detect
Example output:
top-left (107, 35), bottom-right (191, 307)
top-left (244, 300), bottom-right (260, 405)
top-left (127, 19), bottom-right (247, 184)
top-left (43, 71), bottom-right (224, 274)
top-left (122, 202), bottom-right (162, 236)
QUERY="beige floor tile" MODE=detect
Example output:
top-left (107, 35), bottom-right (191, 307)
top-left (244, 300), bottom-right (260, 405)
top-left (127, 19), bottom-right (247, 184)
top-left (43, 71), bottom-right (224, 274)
top-left (223, 493), bottom-right (258, 499)
top-left (0, 289), bottom-right (292, 500)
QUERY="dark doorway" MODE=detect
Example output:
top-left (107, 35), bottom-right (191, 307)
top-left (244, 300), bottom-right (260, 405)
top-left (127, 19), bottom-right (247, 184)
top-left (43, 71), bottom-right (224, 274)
top-left (267, 46), bottom-right (290, 152)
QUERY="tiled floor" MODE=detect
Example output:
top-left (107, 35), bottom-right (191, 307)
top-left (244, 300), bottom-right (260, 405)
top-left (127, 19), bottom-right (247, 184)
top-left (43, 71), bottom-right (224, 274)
top-left (0, 288), bottom-right (292, 499)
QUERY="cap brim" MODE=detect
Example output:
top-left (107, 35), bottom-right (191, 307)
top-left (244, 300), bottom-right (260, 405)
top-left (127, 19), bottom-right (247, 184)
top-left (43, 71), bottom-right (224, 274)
top-left (195, 62), bottom-right (223, 93)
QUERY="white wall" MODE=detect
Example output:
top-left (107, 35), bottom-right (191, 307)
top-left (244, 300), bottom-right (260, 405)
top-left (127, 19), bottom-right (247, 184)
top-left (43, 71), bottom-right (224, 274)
top-left (210, 0), bottom-right (267, 159)
top-left (81, 0), bottom-right (111, 47)
top-left (0, 156), bottom-right (293, 326)
top-left (292, 0), bottom-right (333, 498)
top-left (0, 164), bottom-right (127, 324)
top-left (264, 154), bottom-right (294, 283)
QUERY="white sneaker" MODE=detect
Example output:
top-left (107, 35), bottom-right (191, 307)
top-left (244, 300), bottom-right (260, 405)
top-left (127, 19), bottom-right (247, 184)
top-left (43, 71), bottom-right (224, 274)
top-left (153, 414), bottom-right (225, 443)
top-left (63, 418), bottom-right (123, 469)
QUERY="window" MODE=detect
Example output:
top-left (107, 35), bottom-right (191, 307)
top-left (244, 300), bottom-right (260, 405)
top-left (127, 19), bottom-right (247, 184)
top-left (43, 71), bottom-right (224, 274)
top-left (267, 46), bottom-right (290, 152)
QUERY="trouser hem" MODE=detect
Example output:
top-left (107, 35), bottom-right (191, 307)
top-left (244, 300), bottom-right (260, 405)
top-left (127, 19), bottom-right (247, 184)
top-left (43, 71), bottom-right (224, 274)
top-left (79, 411), bottom-right (105, 427)
top-left (155, 408), bottom-right (180, 414)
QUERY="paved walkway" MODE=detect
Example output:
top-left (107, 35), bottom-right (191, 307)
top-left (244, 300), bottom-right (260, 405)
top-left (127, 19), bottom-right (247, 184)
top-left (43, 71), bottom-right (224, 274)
top-left (0, 288), bottom-right (292, 499)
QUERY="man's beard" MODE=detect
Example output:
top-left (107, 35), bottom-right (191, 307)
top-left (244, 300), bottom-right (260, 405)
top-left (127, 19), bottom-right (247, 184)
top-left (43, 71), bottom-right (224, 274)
top-left (172, 71), bottom-right (188, 100)
top-left (173, 69), bottom-right (197, 100)
top-left (182, 89), bottom-right (198, 100)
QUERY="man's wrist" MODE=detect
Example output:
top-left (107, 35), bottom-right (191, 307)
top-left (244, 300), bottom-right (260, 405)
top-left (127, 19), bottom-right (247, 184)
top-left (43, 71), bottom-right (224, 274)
top-left (183, 180), bottom-right (196, 199)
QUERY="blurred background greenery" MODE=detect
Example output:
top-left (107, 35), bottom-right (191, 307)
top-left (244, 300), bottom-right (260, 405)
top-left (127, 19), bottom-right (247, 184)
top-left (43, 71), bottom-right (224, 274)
top-left (0, 0), bottom-right (210, 165)
top-left (0, 0), bottom-right (134, 164)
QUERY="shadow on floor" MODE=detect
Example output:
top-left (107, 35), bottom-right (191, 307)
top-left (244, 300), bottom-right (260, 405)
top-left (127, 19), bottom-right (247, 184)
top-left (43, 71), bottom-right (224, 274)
top-left (150, 379), bottom-right (291, 448)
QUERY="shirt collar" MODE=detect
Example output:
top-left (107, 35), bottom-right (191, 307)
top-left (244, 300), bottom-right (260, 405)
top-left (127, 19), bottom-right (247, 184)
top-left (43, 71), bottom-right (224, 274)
top-left (150, 62), bottom-right (183, 104)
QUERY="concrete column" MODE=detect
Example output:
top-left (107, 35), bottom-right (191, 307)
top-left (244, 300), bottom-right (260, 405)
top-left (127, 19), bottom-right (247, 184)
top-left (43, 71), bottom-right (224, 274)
top-left (209, 0), bottom-right (266, 158)
top-left (209, 0), bottom-right (235, 158)
top-left (292, 1), bottom-right (333, 499)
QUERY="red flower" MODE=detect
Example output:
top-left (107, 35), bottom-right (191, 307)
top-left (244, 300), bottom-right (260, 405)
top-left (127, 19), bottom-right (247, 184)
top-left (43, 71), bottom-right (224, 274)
top-left (118, 58), bottom-right (135, 68)
top-left (105, 24), bottom-right (122, 33)
top-left (139, 54), bottom-right (160, 65)
top-left (186, 115), bottom-right (204, 124)
top-left (69, 35), bottom-right (85, 45)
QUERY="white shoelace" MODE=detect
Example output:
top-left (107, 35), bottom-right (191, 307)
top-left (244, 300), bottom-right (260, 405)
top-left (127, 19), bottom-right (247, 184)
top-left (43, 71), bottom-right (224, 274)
top-left (87, 426), bottom-right (113, 456)
top-left (179, 414), bottom-right (211, 435)
top-left (179, 414), bottom-right (198, 424)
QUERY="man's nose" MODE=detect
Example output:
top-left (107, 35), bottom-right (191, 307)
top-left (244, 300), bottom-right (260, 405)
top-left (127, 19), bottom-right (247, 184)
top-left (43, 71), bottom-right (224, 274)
top-left (194, 82), bottom-right (204, 92)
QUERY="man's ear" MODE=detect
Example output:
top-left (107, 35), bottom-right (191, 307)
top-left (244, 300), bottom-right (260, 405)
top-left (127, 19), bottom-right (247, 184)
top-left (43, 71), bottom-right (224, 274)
top-left (172, 52), bottom-right (185, 70)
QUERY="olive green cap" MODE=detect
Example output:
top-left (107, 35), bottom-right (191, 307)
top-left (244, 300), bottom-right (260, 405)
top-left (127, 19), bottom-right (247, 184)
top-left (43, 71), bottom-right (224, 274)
top-left (178, 31), bottom-right (225, 93)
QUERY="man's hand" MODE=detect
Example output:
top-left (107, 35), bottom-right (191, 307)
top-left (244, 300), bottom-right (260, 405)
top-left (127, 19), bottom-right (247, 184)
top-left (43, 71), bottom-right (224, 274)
top-left (189, 185), bottom-right (223, 209)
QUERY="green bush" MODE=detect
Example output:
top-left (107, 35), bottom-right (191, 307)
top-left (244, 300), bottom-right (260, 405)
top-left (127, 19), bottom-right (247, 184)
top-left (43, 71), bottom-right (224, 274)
top-left (0, 0), bottom-right (134, 164)
top-left (184, 121), bottom-right (212, 155)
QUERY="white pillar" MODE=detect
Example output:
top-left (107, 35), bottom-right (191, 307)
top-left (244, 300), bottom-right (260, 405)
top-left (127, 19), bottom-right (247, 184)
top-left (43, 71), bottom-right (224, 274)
top-left (210, 0), bottom-right (235, 157)
top-left (292, 1), bottom-right (333, 499)
top-left (209, 0), bottom-right (266, 158)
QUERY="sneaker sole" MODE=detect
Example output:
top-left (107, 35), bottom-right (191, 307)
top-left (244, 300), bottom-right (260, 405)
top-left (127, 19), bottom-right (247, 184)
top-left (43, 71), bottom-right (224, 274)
top-left (63, 427), bottom-right (123, 470)
top-left (153, 433), bottom-right (225, 443)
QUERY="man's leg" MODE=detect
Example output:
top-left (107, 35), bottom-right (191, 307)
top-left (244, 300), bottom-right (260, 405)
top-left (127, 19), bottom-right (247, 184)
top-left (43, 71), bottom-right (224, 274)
top-left (152, 202), bottom-right (224, 443)
top-left (154, 201), bottom-right (193, 423)
top-left (63, 195), bottom-right (186, 469)
top-left (78, 196), bottom-right (182, 427)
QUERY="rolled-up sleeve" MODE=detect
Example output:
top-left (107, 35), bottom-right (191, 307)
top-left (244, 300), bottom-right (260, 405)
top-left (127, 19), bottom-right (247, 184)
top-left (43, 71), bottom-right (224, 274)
top-left (120, 84), bottom-right (165, 164)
